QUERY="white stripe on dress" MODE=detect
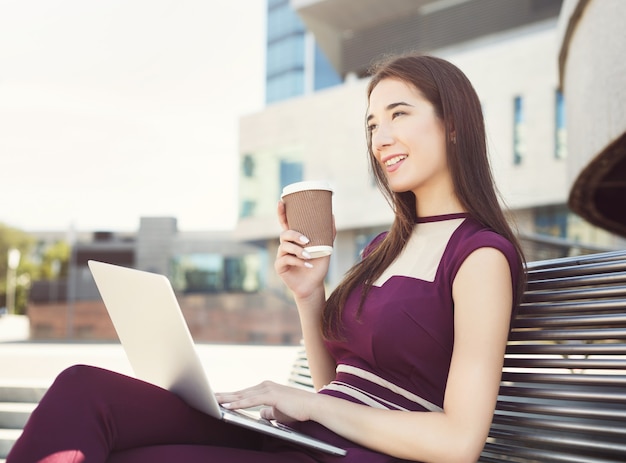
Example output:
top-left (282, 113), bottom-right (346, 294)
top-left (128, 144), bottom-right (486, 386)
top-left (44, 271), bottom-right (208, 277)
top-left (321, 364), bottom-right (443, 413)
top-left (321, 381), bottom-right (409, 410)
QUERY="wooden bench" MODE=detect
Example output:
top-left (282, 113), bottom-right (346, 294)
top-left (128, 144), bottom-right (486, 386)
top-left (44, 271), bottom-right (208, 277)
top-left (288, 249), bottom-right (626, 462)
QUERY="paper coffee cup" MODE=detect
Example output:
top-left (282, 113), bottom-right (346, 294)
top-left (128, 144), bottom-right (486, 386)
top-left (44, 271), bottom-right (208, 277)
top-left (281, 181), bottom-right (334, 258)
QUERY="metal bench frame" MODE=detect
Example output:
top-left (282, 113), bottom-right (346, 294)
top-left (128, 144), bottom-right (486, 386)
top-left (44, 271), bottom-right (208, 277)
top-left (288, 249), bottom-right (626, 462)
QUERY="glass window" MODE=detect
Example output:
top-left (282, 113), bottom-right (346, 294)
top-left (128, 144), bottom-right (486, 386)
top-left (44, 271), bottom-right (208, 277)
top-left (513, 96), bottom-right (525, 165)
top-left (267, 1), bottom-right (305, 43)
top-left (224, 254), bottom-right (261, 292)
top-left (313, 45), bottom-right (341, 91)
top-left (265, 0), bottom-right (307, 104)
top-left (534, 205), bottom-right (568, 238)
top-left (266, 70), bottom-right (305, 104)
top-left (242, 154), bottom-right (255, 177)
top-left (172, 254), bottom-right (224, 293)
top-left (240, 200), bottom-right (256, 218)
top-left (171, 253), bottom-right (261, 293)
top-left (266, 34), bottom-right (305, 77)
top-left (279, 160), bottom-right (303, 191)
top-left (555, 90), bottom-right (567, 159)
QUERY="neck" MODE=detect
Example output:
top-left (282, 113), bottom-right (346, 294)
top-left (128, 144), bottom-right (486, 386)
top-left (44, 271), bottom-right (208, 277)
top-left (412, 175), bottom-right (465, 217)
top-left (414, 194), bottom-right (465, 218)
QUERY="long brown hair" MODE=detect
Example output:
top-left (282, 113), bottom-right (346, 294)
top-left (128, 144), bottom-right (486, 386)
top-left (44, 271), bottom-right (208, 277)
top-left (322, 53), bottom-right (526, 339)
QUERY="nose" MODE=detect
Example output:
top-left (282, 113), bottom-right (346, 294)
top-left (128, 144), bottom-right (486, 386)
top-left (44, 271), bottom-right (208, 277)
top-left (371, 123), bottom-right (394, 152)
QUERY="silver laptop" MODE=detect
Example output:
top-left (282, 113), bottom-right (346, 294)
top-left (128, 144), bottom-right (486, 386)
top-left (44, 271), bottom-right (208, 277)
top-left (88, 260), bottom-right (346, 457)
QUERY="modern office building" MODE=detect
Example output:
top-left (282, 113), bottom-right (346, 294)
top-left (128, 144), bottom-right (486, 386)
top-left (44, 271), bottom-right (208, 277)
top-left (237, 0), bottom-right (624, 294)
top-left (266, 0), bottom-right (341, 104)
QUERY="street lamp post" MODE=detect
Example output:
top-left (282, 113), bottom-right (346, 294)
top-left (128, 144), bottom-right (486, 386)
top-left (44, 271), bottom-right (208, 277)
top-left (6, 248), bottom-right (21, 315)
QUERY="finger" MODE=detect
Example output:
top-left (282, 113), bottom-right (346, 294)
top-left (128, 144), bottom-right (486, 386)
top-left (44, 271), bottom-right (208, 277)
top-left (259, 407), bottom-right (276, 421)
top-left (219, 394), bottom-right (265, 411)
top-left (278, 241), bottom-right (313, 260)
top-left (217, 381), bottom-right (276, 402)
top-left (276, 254), bottom-right (314, 273)
top-left (279, 229), bottom-right (310, 247)
top-left (215, 392), bottom-right (242, 405)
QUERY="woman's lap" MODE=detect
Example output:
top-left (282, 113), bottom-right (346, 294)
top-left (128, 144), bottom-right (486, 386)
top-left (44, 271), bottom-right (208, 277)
top-left (108, 445), bottom-right (317, 463)
top-left (7, 365), bottom-right (272, 462)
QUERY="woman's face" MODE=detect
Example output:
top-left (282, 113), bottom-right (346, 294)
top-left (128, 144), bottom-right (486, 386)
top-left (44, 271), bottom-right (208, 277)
top-left (367, 78), bottom-right (451, 199)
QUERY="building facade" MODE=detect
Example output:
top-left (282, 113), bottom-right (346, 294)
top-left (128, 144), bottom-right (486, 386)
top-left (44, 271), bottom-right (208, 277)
top-left (27, 217), bottom-right (302, 344)
top-left (237, 0), bottom-right (624, 295)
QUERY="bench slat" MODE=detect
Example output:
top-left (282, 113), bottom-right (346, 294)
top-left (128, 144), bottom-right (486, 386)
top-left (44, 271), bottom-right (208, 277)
top-left (506, 342), bottom-right (626, 355)
top-left (489, 426), bottom-right (626, 454)
top-left (480, 444), bottom-right (621, 463)
top-left (503, 357), bottom-right (626, 369)
top-left (501, 372), bottom-right (626, 387)
top-left (486, 430), bottom-right (626, 460)
top-left (499, 385), bottom-right (626, 403)
top-left (524, 287), bottom-right (626, 303)
top-left (512, 312), bottom-right (626, 328)
top-left (519, 299), bottom-right (626, 315)
top-left (527, 271), bottom-right (626, 290)
top-left (525, 250), bottom-right (626, 271)
top-left (492, 413), bottom-right (626, 438)
top-left (527, 260), bottom-right (626, 279)
top-left (508, 327), bottom-right (626, 341)
top-left (496, 399), bottom-right (626, 421)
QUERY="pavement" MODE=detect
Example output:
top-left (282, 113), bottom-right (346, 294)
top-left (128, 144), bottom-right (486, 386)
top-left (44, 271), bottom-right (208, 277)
top-left (0, 315), bottom-right (301, 391)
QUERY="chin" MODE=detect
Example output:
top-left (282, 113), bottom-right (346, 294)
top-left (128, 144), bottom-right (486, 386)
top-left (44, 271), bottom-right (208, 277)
top-left (387, 181), bottom-right (416, 195)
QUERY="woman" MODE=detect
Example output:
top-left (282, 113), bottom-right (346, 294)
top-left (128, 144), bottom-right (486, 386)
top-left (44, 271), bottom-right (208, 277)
top-left (8, 54), bottom-right (524, 463)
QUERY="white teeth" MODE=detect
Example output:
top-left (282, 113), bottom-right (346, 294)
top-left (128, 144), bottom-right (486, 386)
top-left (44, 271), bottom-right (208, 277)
top-left (384, 155), bottom-right (407, 166)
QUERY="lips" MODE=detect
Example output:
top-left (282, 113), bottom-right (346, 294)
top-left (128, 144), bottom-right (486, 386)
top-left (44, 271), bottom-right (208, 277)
top-left (381, 154), bottom-right (407, 173)
top-left (384, 155), bottom-right (407, 167)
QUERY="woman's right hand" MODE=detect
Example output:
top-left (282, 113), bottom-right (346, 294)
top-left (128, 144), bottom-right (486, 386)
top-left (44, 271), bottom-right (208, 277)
top-left (274, 201), bottom-right (332, 300)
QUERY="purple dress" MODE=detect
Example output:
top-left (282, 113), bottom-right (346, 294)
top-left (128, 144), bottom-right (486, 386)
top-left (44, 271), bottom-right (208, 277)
top-left (285, 213), bottom-right (520, 462)
top-left (8, 214), bottom-right (519, 463)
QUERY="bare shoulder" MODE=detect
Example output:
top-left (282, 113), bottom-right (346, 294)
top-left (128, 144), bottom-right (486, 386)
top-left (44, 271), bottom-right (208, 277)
top-left (460, 246), bottom-right (512, 273)
top-left (453, 246), bottom-right (513, 313)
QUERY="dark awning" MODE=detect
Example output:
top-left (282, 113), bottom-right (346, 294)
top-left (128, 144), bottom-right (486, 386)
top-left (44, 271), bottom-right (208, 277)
top-left (568, 132), bottom-right (626, 238)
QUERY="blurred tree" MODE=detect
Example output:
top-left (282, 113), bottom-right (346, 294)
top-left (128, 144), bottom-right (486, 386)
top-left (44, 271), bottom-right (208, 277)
top-left (38, 240), bottom-right (70, 280)
top-left (0, 223), bottom-right (34, 314)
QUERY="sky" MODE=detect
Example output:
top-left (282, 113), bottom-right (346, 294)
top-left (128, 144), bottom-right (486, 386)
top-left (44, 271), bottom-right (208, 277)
top-left (0, 0), bottom-right (266, 233)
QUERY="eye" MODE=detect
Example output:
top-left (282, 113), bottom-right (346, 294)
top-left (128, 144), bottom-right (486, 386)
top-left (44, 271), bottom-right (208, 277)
top-left (392, 111), bottom-right (406, 119)
top-left (367, 123), bottom-right (378, 133)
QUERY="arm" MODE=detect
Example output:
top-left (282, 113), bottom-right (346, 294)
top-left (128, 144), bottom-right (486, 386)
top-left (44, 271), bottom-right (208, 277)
top-left (294, 287), bottom-right (337, 389)
top-left (274, 201), bottom-right (337, 389)
top-left (223, 246), bottom-right (512, 463)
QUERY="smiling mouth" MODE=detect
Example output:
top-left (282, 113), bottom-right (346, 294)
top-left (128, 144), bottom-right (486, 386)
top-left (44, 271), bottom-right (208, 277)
top-left (384, 155), bottom-right (407, 167)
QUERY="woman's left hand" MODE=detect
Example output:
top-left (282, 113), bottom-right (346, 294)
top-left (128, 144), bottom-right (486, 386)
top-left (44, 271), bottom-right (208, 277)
top-left (216, 381), bottom-right (317, 423)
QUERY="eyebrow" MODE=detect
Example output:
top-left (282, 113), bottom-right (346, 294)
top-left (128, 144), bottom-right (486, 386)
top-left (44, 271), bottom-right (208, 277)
top-left (366, 101), bottom-right (414, 122)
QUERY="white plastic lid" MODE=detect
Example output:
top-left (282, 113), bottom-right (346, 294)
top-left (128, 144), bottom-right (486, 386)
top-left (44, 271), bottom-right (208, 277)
top-left (303, 245), bottom-right (333, 258)
top-left (281, 180), bottom-right (333, 198)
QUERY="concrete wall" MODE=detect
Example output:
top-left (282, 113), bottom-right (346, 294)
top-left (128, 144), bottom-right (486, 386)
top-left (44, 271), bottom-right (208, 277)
top-left (442, 20), bottom-right (567, 210)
